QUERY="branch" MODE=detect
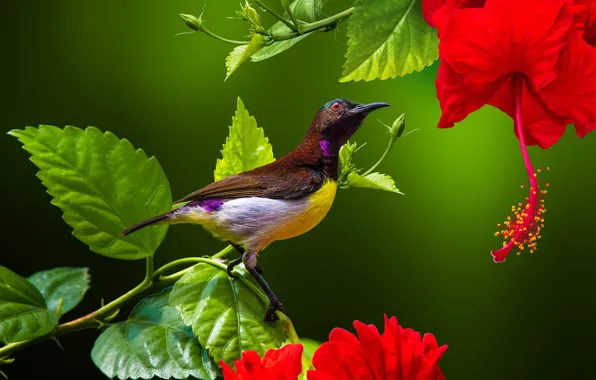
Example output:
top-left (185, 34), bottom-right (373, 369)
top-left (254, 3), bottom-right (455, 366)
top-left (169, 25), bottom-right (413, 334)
top-left (0, 246), bottom-right (236, 361)
top-left (299, 7), bottom-right (354, 34)
top-left (180, 6), bottom-right (354, 44)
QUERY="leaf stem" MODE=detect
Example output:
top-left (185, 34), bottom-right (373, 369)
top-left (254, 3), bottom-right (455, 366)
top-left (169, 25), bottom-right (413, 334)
top-left (212, 244), bottom-right (236, 259)
top-left (277, 311), bottom-right (301, 344)
top-left (254, 0), bottom-right (298, 32)
top-left (362, 138), bottom-right (394, 177)
top-left (283, 2), bottom-right (301, 30)
top-left (151, 258), bottom-right (202, 280)
top-left (145, 257), bottom-right (154, 279)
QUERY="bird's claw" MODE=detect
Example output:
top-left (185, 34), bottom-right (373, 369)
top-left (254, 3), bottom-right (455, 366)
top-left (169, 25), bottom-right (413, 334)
top-left (226, 263), bottom-right (237, 279)
top-left (227, 262), bottom-right (263, 278)
top-left (264, 300), bottom-right (285, 322)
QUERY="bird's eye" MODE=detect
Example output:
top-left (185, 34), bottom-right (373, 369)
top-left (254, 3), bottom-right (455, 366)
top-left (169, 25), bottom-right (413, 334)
top-left (331, 102), bottom-right (342, 111)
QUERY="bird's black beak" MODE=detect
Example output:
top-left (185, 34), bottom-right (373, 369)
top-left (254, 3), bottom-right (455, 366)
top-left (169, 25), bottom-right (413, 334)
top-left (349, 102), bottom-right (391, 116)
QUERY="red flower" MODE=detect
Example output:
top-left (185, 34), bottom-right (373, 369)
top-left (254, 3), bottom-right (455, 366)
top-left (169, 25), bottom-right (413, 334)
top-left (422, 0), bottom-right (486, 27)
top-left (433, 0), bottom-right (596, 262)
top-left (307, 315), bottom-right (447, 380)
top-left (221, 344), bottom-right (303, 380)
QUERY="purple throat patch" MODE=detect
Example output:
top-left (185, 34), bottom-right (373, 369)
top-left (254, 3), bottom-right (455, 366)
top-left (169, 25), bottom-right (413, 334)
top-left (197, 199), bottom-right (224, 212)
top-left (320, 140), bottom-right (330, 157)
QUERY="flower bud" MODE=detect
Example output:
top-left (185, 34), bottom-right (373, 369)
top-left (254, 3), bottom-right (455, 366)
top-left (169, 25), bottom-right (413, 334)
top-left (390, 113), bottom-right (406, 138)
top-left (240, 1), bottom-right (262, 28)
top-left (180, 13), bottom-right (203, 31)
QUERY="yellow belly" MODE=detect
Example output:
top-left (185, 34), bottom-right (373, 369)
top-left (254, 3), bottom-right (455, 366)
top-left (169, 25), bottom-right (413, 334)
top-left (269, 180), bottom-right (337, 242)
top-left (168, 179), bottom-right (338, 251)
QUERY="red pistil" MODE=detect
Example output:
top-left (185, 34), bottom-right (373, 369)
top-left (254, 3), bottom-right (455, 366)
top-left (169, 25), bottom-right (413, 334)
top-left (492, 75), bottom-right (548, 263)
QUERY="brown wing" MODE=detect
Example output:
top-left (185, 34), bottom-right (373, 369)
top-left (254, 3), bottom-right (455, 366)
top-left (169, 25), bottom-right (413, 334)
top-left (173, 163), bottom-right (325, 204)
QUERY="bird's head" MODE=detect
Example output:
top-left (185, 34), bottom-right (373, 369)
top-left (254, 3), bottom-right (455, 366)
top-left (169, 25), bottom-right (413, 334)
top-left (309, 98), bottom-right (390, 153)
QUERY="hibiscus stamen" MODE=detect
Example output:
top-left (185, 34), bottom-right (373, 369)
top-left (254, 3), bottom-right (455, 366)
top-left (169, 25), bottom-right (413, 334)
top-left (491, 75), bottom-right (548, 263)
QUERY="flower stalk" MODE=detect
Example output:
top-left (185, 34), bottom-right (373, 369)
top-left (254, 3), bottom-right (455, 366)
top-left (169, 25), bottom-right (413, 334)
top-left (254, 0), bottom-right (298, 32)
top-left (492, 74), bottom-right (548, 263)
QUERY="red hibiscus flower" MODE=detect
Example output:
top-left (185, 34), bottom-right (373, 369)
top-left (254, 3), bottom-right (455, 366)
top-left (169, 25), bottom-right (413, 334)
top-left (433, 0), bottom-right (596, 262)
top-left (422, 0), bottom-right (486, 27)
top-left (307, 315), bottom-right (447, 380)
top-left (221, 344), bottom-right (303, 380)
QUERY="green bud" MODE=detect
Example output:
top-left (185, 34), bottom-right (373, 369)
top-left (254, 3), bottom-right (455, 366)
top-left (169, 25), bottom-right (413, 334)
top-left (240, 1), bottom-right (262, 28)
top-left (281, 0), bottom-right (290, 8)
top-left (180, 13), bottom-right (203, 31)
top-left (390, 113), bottom-right (406, 138)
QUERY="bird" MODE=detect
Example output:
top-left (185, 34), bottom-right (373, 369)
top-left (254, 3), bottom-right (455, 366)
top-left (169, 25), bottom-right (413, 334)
top-left (121, 98), bottom-right (390, 321)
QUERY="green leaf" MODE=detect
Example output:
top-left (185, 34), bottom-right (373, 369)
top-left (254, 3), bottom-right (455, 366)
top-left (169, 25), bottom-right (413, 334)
top-left (340, 0), bottom-right (439, 82)
top-left (339, 141), bottom-right (358, 177)
top-left (0, 266), bottom-right (58, 343)
top-left (169, 263), bottom-right (286, 366)
top-left (301, 338), bottom-right (321, 363)
top-left (9, 126), bottom-right (172, 260)
top-left (225, 34), bottom-right (266, 80)
top-left (28, 267), bottom-right (90, 316)
top-left (91, 288), bottom-right (218, 380)
top-left (214, 98), bottom-right (275, 181)
top-left (251, 0), bottom-right (325, 62)
top-left (346, 172), bottom-right (403, 194)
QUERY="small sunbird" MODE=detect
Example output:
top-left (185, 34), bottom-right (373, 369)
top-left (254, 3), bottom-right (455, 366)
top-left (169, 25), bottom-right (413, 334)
top-left (122, 98), bottom-right (390, 321)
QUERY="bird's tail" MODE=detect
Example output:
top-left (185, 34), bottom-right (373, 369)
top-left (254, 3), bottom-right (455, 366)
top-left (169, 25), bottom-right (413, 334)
top-left (121, 212), bottom-right (171, 237)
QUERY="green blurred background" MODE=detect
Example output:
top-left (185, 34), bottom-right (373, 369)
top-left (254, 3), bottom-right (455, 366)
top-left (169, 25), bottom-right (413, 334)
top-left (2, 0), bottom-right (595, 378)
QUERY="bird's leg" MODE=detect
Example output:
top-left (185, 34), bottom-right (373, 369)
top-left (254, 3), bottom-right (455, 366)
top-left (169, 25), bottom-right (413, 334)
top-left (243, 250), bottom-right (285, 322)
top-left (226, 242), bottom-right (263, 277)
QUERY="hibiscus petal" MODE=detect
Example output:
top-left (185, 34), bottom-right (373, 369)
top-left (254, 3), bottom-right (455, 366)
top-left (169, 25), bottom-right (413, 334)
top-left (312, 341), bottom-right (356, 380)
top-left (422, 0), bottom-right (446, 27)
top-left (575, 0), bottom-right (596, 46)
top-left (263, 344), bottom-right (303, 378)
top-left (576, 122), bottom-right (596, 137)
top-left (407, 330), bottom-right (432, 380)
top-left (423, 0), bottom-right (486, 27)
top-left (221, 361), bottom-right (241, 380)
top-left (382, 316), bottom-right (402, 380)
top-left (415, 335), bottom-right (448, 380)
top-left (354, 321), bottom-right (386, 379)
top-left (434, 0), bottom-right (573, 89)
top-left (436, 61), bottom-right (508, 128)
top-left (539, 28), bottom-right (596, 126)
top-left (307, 371), bottom-right (338, 380)
top-left (240, 350), bottom-right (263, 375)
top-left (422, 333), bottom-right (439, 352)
top-left (329, 328), bottom-right (371, 378)
top-left (329, 327), bottom-right (360, 349)
top-left (490, 77), bottom-right (567, 148)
